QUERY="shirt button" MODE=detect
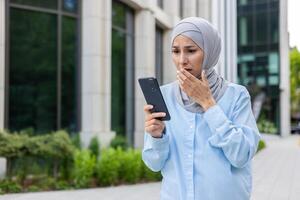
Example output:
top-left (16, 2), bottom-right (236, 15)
top-left (188, 154), bottom-right (192, 158)
top-left (190, 125), bottom-right (193, 129)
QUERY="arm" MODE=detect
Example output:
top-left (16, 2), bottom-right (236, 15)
top-left (203, 90), bottom-right (261, 168)
top-left (142, 130), bottom-right (170, 172)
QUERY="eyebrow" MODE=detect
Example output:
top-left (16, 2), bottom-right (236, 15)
top-left (172, 45), bottom-right (197, 49)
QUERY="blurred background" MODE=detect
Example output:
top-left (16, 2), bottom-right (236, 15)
top-left (0, 0), bottom-right (299, 197)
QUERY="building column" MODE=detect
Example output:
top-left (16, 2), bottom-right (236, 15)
top-left (279, 0), bottom-right (290, 136)
top-left (81, 0), bottom-right (115, 147)
top-left (211, 0), bottom-right (237, 83)
top-left (0, 0), bottom-right (6, 179)
top-left (134, 10), bottom-right (156, 148)
top-left (0, 0), bottom-right (5, 130)
top-left (197, 0), bottom-right (212, 20)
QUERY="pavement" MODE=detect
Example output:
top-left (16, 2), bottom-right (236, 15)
top-left (0, 134), bottom-right (299, 200)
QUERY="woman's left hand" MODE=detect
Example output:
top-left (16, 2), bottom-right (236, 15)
top-left (177, 69), bottom-right (216, 111)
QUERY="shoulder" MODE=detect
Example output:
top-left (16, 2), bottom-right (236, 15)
top-left (226, 82), bottom-right (250, 100)
top-left (160, 81), bottom-right (177, 94)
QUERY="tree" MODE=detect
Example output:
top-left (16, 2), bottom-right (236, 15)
top-left (290, 47), bottom-right (300, 117)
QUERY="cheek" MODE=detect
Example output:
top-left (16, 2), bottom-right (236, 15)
top-left (172, 56), bottom-right (179, 68)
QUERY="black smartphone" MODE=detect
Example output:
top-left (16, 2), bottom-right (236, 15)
top-left (138, 77), bottom-right (171, 121)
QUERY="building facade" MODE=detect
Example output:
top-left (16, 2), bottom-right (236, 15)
top-left (237, 0), bottom-right (290, 136)
top-left (0, 0), bottom-right (262, 148)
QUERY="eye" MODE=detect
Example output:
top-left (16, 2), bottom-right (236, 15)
top-left (172, 49), bottom-right (180, 54)
top-left (188, 49), bottom-right (197, 53)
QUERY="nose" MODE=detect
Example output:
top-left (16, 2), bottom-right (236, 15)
top-left (179, 53), bottom-right (188, 67)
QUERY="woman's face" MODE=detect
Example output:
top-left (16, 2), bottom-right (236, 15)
top-left (172, 35), bottom-right (204, 78)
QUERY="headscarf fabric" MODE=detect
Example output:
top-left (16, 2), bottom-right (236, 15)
top-left (171, 17), bottom-right (228, 113)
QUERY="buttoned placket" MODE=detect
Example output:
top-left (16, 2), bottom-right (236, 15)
top-left (185, 113), bottom-right (196, 200)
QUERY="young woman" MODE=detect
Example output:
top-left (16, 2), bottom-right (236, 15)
top-left (142, 17), bottom-right (261, 200)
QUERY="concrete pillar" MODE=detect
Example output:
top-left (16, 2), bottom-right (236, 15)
top-left (134, 10), bottom-right (156, 148)
top-left (197, 0), bottom-right (212, 21)
top-left (0, 0), bottom-right (6, 180)
top-left (183, 0), bottom-right (197, 17)
top-left (0, 0), bottom-right (5, 130)
top-left (81, 0), bottom-right (115, 147)
top-left (279, 0), bottom-right (291, 136)
top-left (211, 0), bottom-right (237, 83)
top-left (0, 158), bottom-right (6, 179)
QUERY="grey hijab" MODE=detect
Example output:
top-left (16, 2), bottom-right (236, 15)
top-left (171, 17), bottom-right (228, 113)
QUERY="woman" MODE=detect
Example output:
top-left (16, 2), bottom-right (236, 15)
top-left (142, 17), bottom-right (261, 200)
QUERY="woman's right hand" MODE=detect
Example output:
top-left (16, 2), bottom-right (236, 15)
top-left (144, 105), bottom-right (166, 138)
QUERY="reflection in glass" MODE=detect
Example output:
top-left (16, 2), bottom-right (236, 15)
top-left (61, 16), bottom-right (77, 132)
top-left (63, 0), bottom-right (77, 13)
top-left (111, 29), bottom-right (126, 135)
top-left (112, 2), bottom-right (126, 29)
top-left (11, 0), bottom-right (58, 9)
top-left (9, 9), bottom-right (57, 132)
top-left (237, 0), bottom-right (280, 133)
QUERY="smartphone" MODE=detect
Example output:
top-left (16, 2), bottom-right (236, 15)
top-left (138, 77), bottom-right (171, 121)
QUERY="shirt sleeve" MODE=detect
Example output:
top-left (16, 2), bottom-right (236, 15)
top-left (142, 131), bottom-right (170, 172)
top-left (203, 89), bottom-right (261, 168)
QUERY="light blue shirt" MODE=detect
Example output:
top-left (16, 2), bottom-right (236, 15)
top-left (142, 82), bottom-right (261, 200)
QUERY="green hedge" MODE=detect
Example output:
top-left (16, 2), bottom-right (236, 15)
top-left (0, 130), bottom-right (74, 159)
top-left (0, 133), bottom-right (162, 194)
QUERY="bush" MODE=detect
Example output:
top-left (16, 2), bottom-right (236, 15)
top-left (96, 148), bottom-right (122, 186)
top-left (0, 179), bottom-right (22, 193)
top-left (54, 180), bottom-right (73, 190)
top-left (26, 185), bottom-right (40, 192)
top-left (0, 130), bottom-right (75, 178)
top-left (119, 149), bottom-right (142, 183)
top-left (256, 140), bottom-right (266, 153)
top-left (141, 162), bottom-right (162, 182)
top-left (88, 137), bottom-right (100, 159)
top-left (110, 135), bottom-right (128, 150)
top-left (257, 119), bottom-right (277, 134)
top-left (72, 149), bottom-right (96, 188)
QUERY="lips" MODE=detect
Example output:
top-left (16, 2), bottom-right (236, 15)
top-left (184, 68), bottom-right (193, 72)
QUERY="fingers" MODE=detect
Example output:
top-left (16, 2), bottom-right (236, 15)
top-left (145, 112), bottom-right (166, 121)
top-left (145, 118), bottom-right (163, 128)
top-left (144, 104), bottom-right (153, 114)
top-left (180, 68), bottom-right (197, 81)
top-left (145, 122), bottom-right (165, 136)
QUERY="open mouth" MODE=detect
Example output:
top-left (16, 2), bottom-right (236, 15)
top-left (184, 69), bottom-right (193, 73)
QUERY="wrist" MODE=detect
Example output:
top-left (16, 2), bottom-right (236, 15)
top-left (203, 99), bottom-right (216, 111)
top-left (152, 127), bottom-right (166, 138)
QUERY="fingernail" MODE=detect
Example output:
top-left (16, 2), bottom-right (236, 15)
top-left (177, 70), bottom-right (180, 74)
top-left (149, 105), bottom-right (153, 108)
top-left (162, 113), bottom-right (166, 116)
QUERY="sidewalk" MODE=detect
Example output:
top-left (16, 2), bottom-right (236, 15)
top-left (0, 134), bottom-right (299, 200)
top-left (251, 134), bottom-right (300, 200)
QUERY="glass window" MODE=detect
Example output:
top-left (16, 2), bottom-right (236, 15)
top-left (61, 16), bottom-right (77, 132)
top-left (112, 1), bottom-right (126, 30)
top-left (255, 12), bottom-right (268, 44)
top-left (239, 0), bottom-right (248, 6)
top-left (11, 0), bottom-right (58, 9)
top-left (9, 9), bottom-right (57, 132)
top-left (111, 29), bottom-right (126, 135)
top-left (269, 75), bottom-right (279, 85)
top-left (155, 26), bottom-right (163, 85)
top-left (111, 1), bottom-right (134, 138)
top-left (62, 0), bottom-right (78, 13)
top-left (270, 11), bottom-right (279, 43)
top-left (237, 0), bottom-right (280, 134)
top-left (268, 52), bottom-right (279, 74)
top-left (239, 17), bottom-right (248, 46)
top-left (8, 2), bottom-right (80, 133)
